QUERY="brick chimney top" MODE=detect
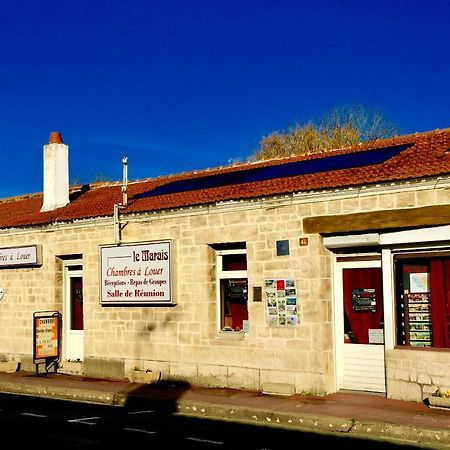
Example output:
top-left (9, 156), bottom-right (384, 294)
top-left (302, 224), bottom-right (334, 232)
top-left (48, 131), bottom-right (64, 144)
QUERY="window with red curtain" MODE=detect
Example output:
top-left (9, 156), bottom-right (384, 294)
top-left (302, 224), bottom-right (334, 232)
top-left (218, 251), bottom-right (248, 331)
top-left (222, 278), bottom-right (248, 330)
top-left (343, 268), bottom-right (383, 344)
top-left (395, 257), bottom-right (450, 349)
top-left (71, 277), bottom-right (84, 331)
top-left (430, 258), bottom-right (450, 348)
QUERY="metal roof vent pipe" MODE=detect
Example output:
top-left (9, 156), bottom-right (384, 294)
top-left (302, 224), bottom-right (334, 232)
top-left (40, 131), bottom-right (70, 212)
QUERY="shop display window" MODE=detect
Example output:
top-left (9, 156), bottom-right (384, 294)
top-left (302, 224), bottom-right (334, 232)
top-left (395, 257), bottom-right (450, 349)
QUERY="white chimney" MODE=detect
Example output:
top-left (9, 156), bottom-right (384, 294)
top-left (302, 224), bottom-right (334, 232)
top-left (41, 131), bottom-right (70, 212)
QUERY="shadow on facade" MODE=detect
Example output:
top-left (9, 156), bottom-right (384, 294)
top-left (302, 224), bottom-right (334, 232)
top-left (123, 379), bottom-right (191, 416)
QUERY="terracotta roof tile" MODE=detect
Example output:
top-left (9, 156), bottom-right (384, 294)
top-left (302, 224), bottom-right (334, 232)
top-left (1, 127), bottom-right (450, 229)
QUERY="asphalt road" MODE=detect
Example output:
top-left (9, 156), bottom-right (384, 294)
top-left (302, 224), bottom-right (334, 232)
top-left (0, 393), bottom-right (428, 449)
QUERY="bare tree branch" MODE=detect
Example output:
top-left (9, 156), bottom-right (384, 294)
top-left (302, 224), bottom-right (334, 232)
top-left (251, 105), bottom-right (398, 161)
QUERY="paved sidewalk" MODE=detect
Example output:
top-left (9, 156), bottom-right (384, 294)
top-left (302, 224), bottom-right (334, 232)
top-left (0, 370), bottom-right (449, 448)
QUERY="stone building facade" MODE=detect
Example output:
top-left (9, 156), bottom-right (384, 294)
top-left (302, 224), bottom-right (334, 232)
top-left (0, 128), bottom-right (449, 402)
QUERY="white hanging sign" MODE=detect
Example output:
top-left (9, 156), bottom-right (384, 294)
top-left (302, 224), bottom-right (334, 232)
top-left (99, 240), bottom-right (174, 305)
top-left (0, 245), bottom-right (42, 268)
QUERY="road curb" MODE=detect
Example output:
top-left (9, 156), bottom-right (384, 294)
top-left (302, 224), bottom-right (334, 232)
top-left (0, 381), bottom-right (119, 405)
top-left (173, 399), bottom-right (450, 449)
top-left (1, 381), bottom-right (449, 448)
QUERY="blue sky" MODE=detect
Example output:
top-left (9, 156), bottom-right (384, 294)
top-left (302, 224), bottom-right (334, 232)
top-left (1, 0), bottom-right (449, 198)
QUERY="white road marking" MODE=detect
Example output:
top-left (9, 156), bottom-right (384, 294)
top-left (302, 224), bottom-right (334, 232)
top-left (185, 436), bottom-right (224, 445)
top-left (124, 427), bottom-right (157, 434)
top-left (127, 409), bottom-right (155, 415)
top-left (21, 412), bottom-right (47, 418)
top-left (67, 416), bottom-right (101, 425)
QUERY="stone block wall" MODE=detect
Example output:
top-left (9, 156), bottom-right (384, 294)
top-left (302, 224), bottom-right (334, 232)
top-left (0, 182), bottom-right (448, 396)
top-left (386, 349), bottom-right (450, 402)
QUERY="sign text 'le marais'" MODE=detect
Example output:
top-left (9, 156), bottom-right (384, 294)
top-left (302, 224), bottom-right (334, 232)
top-left (99, 240), bottom-right (173, 305)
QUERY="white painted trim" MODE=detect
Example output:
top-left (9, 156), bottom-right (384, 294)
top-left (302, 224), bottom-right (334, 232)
top-left (381, 248), bottom-right (395, 350)
top-left (215, 253), bottom-right (222, 332)
top-left (329, 252), bottom-right (338, 391)
top-left (380, 225), bottom-right (450, 246)
top-left (333, 257), bottom-right (344, 390)
top-left (63, 260), bottom-right (84, 362)
top-left (323, 233), bottom-right (380, 248)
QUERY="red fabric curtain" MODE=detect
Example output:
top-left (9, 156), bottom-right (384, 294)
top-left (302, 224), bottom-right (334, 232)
top-left (430, 258), bottom-right (450, 348)
top-left (230, 303), bottom-right (248, 330)
top-left (71, 277), bottom-right (84, 331)
top-left (343, 268), bottom-right (383, 344)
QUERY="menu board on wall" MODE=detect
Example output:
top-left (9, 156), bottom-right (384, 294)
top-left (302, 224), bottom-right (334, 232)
top-left (265, 279), bottom-right (298, 327)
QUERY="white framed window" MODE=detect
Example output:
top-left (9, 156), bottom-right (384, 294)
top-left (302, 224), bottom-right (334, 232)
top-left (394, 253), bottom-right (450, 349)
top-left (379, 225), bottom-right (450, 350)
top-left (215, 246), bottom-right (248, 333)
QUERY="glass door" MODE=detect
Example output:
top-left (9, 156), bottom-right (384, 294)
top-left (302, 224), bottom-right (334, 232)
top-left (334, 259), bottom-right (386, 393)
top-left (63, 263), bottom-right (84, 361)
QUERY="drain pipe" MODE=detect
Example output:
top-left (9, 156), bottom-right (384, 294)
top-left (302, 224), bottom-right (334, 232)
top-left (121, 156), bottom-right (128, 207)
top-left (114, 157), bottom-right (129, 245)
top-left (114, 203), bottom-right (121, 244)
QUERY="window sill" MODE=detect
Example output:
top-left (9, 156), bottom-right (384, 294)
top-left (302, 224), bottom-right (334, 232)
top-left (394, 346), bottom-right (450, 352)
top-left (217, 330), bottom-right (245, 340)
